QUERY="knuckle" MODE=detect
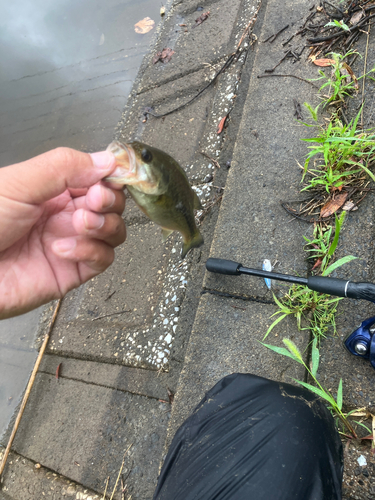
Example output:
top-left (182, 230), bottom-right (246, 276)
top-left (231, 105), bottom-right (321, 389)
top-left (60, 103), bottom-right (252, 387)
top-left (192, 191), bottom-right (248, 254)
top-left (53, 147), bottom-right (77, 165)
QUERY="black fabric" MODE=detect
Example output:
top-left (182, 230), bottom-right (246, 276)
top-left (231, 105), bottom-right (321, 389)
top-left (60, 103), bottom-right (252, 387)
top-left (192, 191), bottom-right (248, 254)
top-left (154, 373), bottom-right (343, 500)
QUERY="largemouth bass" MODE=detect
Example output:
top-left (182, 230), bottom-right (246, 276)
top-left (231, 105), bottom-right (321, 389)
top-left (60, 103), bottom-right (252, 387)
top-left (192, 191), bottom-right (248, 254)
top-left (105, 140), bottom-right (204, 258)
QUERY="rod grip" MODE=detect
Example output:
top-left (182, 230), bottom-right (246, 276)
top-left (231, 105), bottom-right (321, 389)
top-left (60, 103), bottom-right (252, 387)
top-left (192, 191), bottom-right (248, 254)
top-left (307, 275), bottom-right (348, 297)
top-left (346, 282), bottom-right (375, 302)
top-left (206, 258), bottom-right (241, 275)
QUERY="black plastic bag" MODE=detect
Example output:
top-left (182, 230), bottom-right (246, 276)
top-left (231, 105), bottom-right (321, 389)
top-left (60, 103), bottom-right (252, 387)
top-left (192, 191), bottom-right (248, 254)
top-left (154, 373), bottom-right (343, 500)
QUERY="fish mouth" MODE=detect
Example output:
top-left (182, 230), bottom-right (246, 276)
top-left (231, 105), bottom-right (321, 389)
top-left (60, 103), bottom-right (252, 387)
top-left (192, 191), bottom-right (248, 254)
top-left (104, 140), bottom-right (136, 184)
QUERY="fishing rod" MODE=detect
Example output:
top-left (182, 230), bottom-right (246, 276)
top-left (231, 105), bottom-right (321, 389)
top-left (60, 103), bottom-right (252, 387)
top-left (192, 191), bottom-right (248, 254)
top-left (206, 258), bottom-right (375, 370)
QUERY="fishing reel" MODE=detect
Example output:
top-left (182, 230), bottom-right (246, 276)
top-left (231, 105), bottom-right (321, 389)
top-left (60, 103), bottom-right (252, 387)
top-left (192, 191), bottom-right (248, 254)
top-left (206, 258), bottom-right (375, 371)
top-left (344, 315), bottom-right (375, 369)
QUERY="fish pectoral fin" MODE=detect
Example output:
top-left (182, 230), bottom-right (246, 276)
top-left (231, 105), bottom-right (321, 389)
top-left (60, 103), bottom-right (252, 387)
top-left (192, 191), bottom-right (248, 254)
top-left (193, 191), bottom-right (203, 210)
top-left (161, 228), bottom-right (174, 242)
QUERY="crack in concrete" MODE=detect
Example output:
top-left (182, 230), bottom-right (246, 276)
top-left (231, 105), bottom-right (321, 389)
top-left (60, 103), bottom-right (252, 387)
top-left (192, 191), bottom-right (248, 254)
top-left (201, 287), bottom-right (274, 305)
top-left (38, 370), bottom-right (166, 402)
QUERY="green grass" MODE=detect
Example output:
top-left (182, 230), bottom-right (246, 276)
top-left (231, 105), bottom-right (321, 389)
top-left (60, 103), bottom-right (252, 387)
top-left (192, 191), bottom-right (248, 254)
top-left (301, 107), bottom-right (375, 194)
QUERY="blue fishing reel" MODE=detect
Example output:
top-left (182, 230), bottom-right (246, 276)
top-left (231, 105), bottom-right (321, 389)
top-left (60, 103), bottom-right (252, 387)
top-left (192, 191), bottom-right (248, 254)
top-left (206, 258), bottom-right (375, 371)
top-left (344, 315), bottom-right (375, 369)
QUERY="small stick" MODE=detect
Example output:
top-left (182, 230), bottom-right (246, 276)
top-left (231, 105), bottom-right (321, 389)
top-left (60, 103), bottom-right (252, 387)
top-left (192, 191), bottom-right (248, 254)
top-left (282, 34), bottom-right (295, 46)
top-left (102, 477), bottom-right (110, 500)
top-left (200, 151), bottom-right (220, 169)
top-left (263, 24), bottom-right (289, 43)
top-left (258, 73), bottom-right (319, 88)
top-left (109, 444), bottom-right (133, 500)
top-left (92, 310), bottom-right (131, 321)
top-left (264, 51), bottom-right (291, 73)
top-left (323, 0), bottom-right (344, 15)
top-left (0, 300), bottom-right (62, 477)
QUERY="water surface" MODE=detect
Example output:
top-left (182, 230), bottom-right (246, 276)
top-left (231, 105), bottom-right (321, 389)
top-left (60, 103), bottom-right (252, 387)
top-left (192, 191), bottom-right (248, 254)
top-left (0, 0), bottom-right (161, 437)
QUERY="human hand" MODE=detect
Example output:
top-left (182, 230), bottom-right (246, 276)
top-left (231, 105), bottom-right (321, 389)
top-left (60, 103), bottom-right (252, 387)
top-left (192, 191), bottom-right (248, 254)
top-left (0, 147), bottom-right (126, 319)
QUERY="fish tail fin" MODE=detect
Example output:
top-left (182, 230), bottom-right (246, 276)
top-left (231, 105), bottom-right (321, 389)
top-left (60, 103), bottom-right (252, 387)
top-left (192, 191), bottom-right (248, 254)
top-left (181, 230), bottom-right (204, 259)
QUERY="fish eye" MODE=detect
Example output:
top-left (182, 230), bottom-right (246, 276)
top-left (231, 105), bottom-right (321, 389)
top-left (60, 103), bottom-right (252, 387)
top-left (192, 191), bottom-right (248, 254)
top-left (141, 148), bottom-right (153, 163)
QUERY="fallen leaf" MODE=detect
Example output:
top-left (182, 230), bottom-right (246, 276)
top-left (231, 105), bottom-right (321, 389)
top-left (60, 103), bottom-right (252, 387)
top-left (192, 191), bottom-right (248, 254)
top-left (342, 62), bottom-right (359, 90)
top-left (350, 11), bottom-right (363, 25)
top-left (313, 58), bottom-right (336, 67)
top-left (320, 192), bottom-right (348, 218)
top-left (217, 114), bottom-right (228, 134)
top-left (56, 362), bottom-right (62, 380)
top-left (152, 47), bottom-right (175, 64)
top-left (312, 257), bottom-right (323, 272)
top-left (134, 17), bottom-right (155, 34)
top-left (193, 11), bottom-right (210, 28)
top-left (342, 200), bottom-right (358, 211)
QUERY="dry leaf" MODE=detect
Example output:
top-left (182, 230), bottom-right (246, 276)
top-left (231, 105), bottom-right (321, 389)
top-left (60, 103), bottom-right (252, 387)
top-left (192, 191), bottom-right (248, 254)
top-left (342, 200), bottom-right (358, 211)
top-left (193, 11), bottom-right (210, 28)
top-left (320, 192), bottom-right (348, 218)
top-left (134, 17), bottom-right (155, 34)
top-left (312, 257), bottom-right (323, 272)
top-left (350, 11), bottom-right (363, 25)
top-left (313, 58), bottom-right (336, 67)
top-left (342, 62), bottom-right (359, 90)
top-left (217, 114), bottom-right (228, 134)
top-left (152, 47), bottom-right (175, 64)
top-left (56, 362), bottom-right (62, 380)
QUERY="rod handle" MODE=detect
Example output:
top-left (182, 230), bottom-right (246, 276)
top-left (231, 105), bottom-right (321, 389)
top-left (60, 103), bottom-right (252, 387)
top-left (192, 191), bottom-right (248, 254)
top-left (206, 258), bottom-right (241, 275)
top-left (307, 275), bottom-right (348, 297)
top-left (308, 276), bottom-right (375, 302)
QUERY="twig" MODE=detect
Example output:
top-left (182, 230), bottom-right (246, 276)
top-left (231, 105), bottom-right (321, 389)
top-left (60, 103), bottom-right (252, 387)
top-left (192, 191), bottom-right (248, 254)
top-left (264, 51), bottom-right (291, 73)
top-left (109, 444), bottom-right (132, 500)
top-left (102, 477), bottom-right (110, 500)
top-left (92, 310), bottom-right (131, 321)
top-left (145, 1), bottom-right (263, 119)
top-left (323, 0), bottom-right (344, 15)
top-left (200, 151), bottom-right (220, 169)
top-left (361, 22), bottom-right (371, 128)
top-left (257, 73), bottom-right (319, 88)
top-left (0, 300), bottom-right (62, 478)
top-left (263, 24), bottom-right (289, 43)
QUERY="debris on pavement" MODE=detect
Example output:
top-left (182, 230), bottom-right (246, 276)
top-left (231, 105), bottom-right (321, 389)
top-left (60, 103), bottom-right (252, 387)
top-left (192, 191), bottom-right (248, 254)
top-left (193, 11), bottom-right (210, 28)
top-left (152, 47), bottom-right (175, 64)
top-left (134, 17), bottom-right (155, 34)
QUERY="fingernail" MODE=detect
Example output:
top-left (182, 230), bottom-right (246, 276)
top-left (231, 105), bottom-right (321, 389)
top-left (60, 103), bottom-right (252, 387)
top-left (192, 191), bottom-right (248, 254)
top-left (103, 188), bottom-right (116, 209)
top-left (90, 151), bottom-right (115, 170)
top-left (84, 211), bottom-right (105, 230)
top-left (53, 238), bottom-right (77, 254)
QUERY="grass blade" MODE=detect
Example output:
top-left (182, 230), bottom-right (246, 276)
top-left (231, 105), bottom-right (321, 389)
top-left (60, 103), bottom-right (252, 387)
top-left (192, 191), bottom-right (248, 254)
top-left (322, 255), bottom-right (357, 276)
top-left (293, 380), bottom-right (336, 406)
top-left (337, 378), bottom-right (343, 411)
top-left (263, 314), bottom-right (288, 339)
top-left (311, 337), bottom-right (320, 377)
top-left (261, 342), bottom-right (303, 363)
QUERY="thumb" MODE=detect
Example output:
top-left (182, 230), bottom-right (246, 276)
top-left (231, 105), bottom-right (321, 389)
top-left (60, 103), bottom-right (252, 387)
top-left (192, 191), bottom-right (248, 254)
top-left (0, 147), bottom-right (116, 205)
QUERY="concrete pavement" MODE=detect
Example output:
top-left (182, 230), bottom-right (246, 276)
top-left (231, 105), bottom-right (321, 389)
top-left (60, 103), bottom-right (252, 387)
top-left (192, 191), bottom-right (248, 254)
top-left (2, 0), bottom-right (375, 499)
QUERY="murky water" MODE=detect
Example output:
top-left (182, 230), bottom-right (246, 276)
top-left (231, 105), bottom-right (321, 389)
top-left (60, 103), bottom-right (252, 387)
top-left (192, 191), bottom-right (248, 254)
top-left (0, 0), bottom-right (161, 436)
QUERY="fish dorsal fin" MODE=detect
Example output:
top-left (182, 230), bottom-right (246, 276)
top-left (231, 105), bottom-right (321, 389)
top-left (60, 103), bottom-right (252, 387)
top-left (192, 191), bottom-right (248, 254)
top-left (162, 228), bottom-right (174, 242)
top-left (193, 190), bottom-right (202, 210)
